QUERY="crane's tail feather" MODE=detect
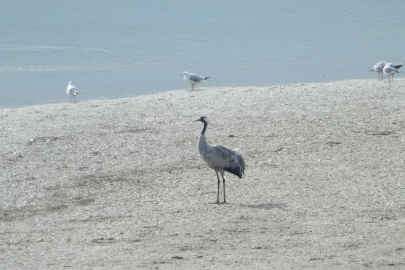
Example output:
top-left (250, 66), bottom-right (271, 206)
top-left (224, 166), bottom-right (243, 178)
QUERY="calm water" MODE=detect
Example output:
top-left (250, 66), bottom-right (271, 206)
top-left (1, 1), bottom-right (404, 108)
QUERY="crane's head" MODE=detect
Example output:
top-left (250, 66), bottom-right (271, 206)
top-left (195, 116), bottom-right (208, 124)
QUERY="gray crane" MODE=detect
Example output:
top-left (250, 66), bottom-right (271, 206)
top-left (195, 116), bottom-right (245, 204)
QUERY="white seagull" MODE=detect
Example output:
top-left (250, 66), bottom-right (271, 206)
top-left (383, 63), bottom-right (402, 81)
top-left (181, 71), bottom-right (210, 90)
top-left (195, 116), bottom-right (245, 204)
top-left (372, 61), bottom-right (387, 79)
top-left (66, 81), bottom-right (81, 102)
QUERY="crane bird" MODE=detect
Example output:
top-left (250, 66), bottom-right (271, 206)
top-left (383, 63), bottom-right (402, 81)
top-left (195, 116), bottom-right (245, 204)
top-left (66, 81), bottom-right (81, 102)
top-left (181, 71), bottom-right (210, 90)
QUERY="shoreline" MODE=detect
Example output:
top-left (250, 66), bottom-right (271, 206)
top-left (2, 77), bottom-right (403, 111)
top-left (1, 79), bottom-right (405, 269)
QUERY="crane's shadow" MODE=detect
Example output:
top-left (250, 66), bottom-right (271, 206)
top-left (246, 203), bottom-right (289, 210)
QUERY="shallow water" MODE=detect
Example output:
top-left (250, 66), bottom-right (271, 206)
top-left (0, 0), bottom-right (404, 108)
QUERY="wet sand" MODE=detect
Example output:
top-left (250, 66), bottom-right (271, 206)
top-left (1, 79), bottom-right (405, 269)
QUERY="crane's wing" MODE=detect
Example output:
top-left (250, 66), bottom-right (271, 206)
top-left (203, 145), bottom-right (245, 178)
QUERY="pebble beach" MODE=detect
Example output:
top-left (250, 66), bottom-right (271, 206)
top-left (1, 79), bottom-right (405, 269)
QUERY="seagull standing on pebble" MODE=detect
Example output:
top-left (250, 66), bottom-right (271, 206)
top-left (181, 71), bottom-right (210, 90)
top-left (372, 61), bottom-right (387, 79)
top-left (66, 81), bottom-right (81, 102)
top-left (383, 63), bottom-right (402, 82)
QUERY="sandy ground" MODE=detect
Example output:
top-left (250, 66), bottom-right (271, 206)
top-left (1, 79), bottom-right (405, 269)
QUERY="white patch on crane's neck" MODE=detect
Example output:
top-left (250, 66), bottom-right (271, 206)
top-left (198, 133), bottom-right (212, 158)
top-left (197, 119), bottom-right (209, 155)
top-left (198, 132), bottom-right (210, 156)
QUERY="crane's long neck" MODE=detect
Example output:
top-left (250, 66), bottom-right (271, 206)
top-left (198, 121), bottom-right (208, 154)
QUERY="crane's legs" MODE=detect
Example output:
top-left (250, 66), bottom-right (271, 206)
top-left (215, 172), bottom-right (227, 204)
top-left (221, 173), bottom-right (226, 204)
top-left (216, 172), bottom-right (221, 204)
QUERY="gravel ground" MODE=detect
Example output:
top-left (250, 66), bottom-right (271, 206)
top-left (1, 79), bottom-right (405, 269)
